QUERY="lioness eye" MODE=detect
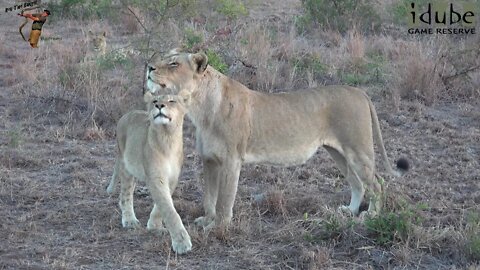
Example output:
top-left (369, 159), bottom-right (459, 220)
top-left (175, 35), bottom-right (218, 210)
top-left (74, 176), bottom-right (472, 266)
top-left (168, 100), bottom-right (176, 103)
top-left (168, 62), bottom-right (178, 67)
top-left (153, 100), bottom-right (158, 104)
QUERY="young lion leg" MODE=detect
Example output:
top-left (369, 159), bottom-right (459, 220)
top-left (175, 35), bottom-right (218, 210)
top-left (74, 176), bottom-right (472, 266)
top-left (146, 177), bottom-right (192, 254)
top-left (119, 164), bottom-right (140, 228)
top-left (214, 158), bottom-right (242, 228)
top-left (106, 158), bottom-right (120, 194)
top-left (194, 158), bottom-right (221, 229)
top-left (147, 176), bottom-right (178, 232)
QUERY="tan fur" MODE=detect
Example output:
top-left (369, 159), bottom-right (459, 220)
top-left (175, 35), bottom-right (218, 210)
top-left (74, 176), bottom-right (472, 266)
top-left (107, 93), bottom-right (192, 254)
top-left (146, 49), bottom-right (406, 228)
top-left (83, 31), bottom-right (107, 62)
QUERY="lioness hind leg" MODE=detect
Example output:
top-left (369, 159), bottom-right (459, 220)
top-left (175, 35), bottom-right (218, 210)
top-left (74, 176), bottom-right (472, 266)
top-left (324, 145), bottom-right (347, 176)
top-left (324, 146), bottom-right (363, 215)
top-left (344, 151), bottom-right (378, 217)
top-left (119, 167), bottom-right (140, 228)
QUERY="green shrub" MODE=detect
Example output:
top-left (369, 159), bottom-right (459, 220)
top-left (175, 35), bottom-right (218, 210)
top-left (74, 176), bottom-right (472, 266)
top-left (96, 51), bottom-right (134, 71)
top-left (339, 53), bottom-right (387, 86)
top-left (184, 28), bottom-right (203, 50)
top-left (365, 202), bottom-right (424, 246)
top-left (8, 128), bottom-right (23, 148)
top-left (292, 54), bottom-right (327, 78)
top-left (389, 0), bottom-right (430, 25)
top-left (215, 0), bottom-right (248, 20)
top-left (206, 49), bottom-right (228, 74)
top-left (300, 0), bottom-right (381, 33)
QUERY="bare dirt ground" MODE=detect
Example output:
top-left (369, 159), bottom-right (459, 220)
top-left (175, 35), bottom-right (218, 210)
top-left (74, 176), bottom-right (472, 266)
top-left (0, 1), bottom-right (479, 269)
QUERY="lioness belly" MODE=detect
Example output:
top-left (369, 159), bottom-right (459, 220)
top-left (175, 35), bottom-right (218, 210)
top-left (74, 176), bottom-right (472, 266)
top-left (244, 140), bottom-right (320, 166)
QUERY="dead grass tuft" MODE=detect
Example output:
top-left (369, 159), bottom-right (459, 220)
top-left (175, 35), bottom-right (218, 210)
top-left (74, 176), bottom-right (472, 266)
top-left (393, 41), bottom-right (445, 106)
top-left (82, 123), bottom-right (106, 141)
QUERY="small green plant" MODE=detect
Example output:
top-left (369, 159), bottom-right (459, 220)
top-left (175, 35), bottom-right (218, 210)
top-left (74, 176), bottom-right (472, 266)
top-left (96, 51), bottom-right (133, 70)
top-left (215, 0), bottom-right (248, 20)
top-left (365, 202), bottom-right (425, 246)
top-left (7, 128), bottom-right (23, 148)
top-left (465, 211), bottom-right (480, 260)
top-left (184, 28), bottom-right (203, 50)
top-left (206, 49), bottom-right (228, 74)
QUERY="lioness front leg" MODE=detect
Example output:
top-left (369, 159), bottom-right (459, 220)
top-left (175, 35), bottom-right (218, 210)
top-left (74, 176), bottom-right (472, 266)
top-left (194, 158), bottom-right (221, 229)
top-left (214, 158), bottom-right (242, 228)
top-left (147, 179), bottom-right (192, 254)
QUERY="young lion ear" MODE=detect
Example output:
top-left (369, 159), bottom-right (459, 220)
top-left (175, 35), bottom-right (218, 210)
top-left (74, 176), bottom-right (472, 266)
top-left (191, 52), bottom-right (208, 73)
top-left (143, 91), bottom-right (155, 103)
top-left (102, 31), bottom-right (106, 37)
top-left (178, 90), bottom-right (191, 106)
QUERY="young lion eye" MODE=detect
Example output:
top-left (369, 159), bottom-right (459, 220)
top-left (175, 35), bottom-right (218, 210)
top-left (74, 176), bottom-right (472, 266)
top-left (168, 100), bottom-right (176, 103)
top-left (168, 62), bottom-right (178, 68)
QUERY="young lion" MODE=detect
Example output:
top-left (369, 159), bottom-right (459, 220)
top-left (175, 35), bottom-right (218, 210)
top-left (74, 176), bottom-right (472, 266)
top-left (83, 31), bottom-right (107, 62)
top-left (107, 93), bottom-right (192, 254)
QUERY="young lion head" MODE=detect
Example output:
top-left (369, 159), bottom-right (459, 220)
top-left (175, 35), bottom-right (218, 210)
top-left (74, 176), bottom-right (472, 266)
top-left (87, 31), bottom-right (107, 54)
top-left (144, 92), bottom-right (188, 127)
top-left (146, 49), bottom-right (208, 95)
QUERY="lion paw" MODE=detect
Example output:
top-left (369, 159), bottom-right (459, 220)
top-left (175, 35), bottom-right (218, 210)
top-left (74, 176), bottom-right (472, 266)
top-left (122, 217), bottom-right (140, 228)
top-left (359, 210), bottom-right (377, 222)
top-left (337, 205), bottom-right (354, 217)
top-left (147, 219), bottom-right (166, 234)
top-left (194, 216), bottom-right (215, 230)
top-left (147, 218), bottom-right (164, 230)
top-left (172, 235), bottom-right (192, 254)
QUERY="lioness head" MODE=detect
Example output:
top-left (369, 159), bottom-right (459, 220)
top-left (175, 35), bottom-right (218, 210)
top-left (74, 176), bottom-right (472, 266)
top-left (146, 49), bottom-right (208, 95)
top-left (88, 31), bottom-right (107, 52)
top-left (144, 92), bottom-right (188, 126)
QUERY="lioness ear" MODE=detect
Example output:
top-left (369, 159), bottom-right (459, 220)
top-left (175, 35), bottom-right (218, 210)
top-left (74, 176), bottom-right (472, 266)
top-left (102, 31), bottom-right (106, 37)
top-left (191, 52), bottom-right (208, 73)
top-left (88, 30), bottom-right (93, 36)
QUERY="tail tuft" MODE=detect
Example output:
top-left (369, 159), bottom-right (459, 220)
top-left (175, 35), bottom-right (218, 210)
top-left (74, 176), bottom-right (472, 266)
top-left (396, 158), bottom-right (410, 173)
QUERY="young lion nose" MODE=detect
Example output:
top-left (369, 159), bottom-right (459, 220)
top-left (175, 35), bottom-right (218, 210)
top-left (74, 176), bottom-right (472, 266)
top-left (159, 104), bottom-right (166, 109)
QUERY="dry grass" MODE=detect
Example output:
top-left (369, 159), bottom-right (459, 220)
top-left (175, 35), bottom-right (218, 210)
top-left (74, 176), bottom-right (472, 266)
top-left (0, 0), bottom-right (479, 269)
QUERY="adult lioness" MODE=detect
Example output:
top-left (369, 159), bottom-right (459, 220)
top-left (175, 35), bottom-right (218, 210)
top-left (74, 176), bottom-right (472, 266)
top-left (107, 93), bottom-right (192, 254)
top-left (146, 49), bottom-right (408, 229)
